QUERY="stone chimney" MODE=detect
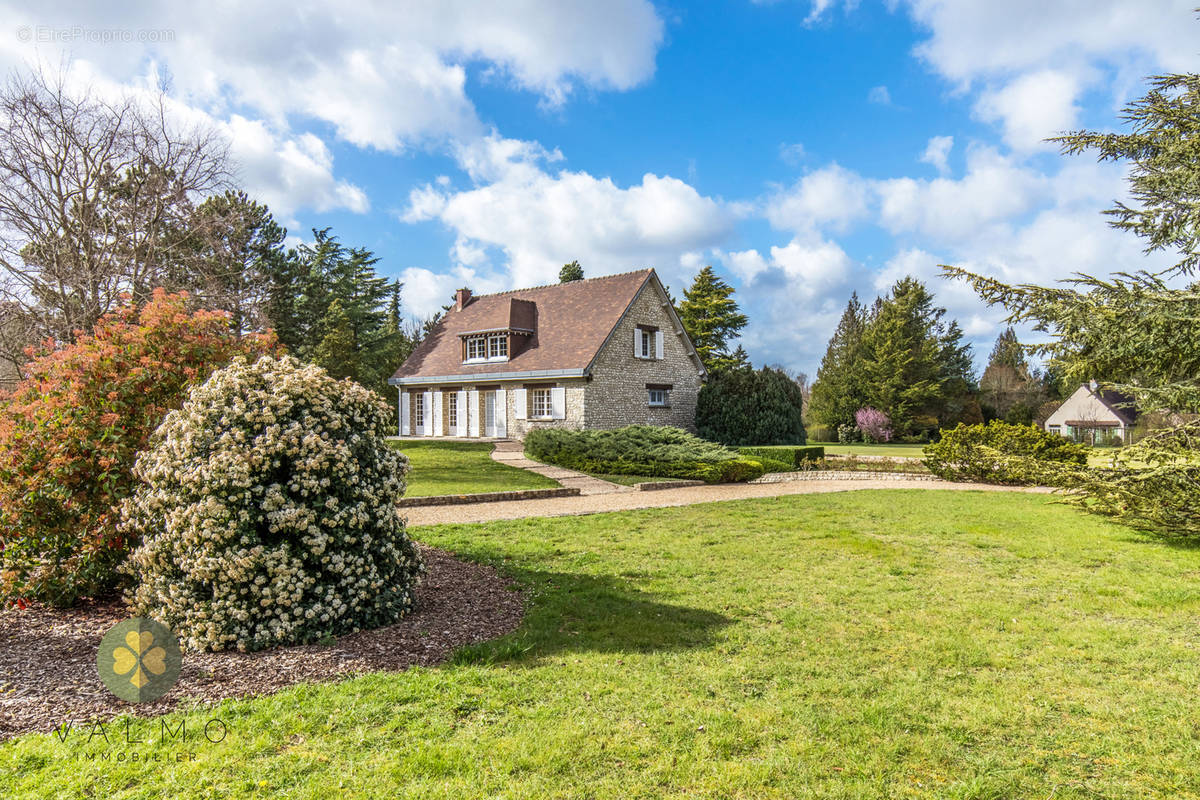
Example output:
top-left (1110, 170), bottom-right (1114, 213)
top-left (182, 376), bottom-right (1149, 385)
top-left (455, 287), bottom-right (473, 311)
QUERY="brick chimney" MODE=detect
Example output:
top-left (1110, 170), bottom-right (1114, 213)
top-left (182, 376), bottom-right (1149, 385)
top-left (455, 287), bottom-right (472, 311)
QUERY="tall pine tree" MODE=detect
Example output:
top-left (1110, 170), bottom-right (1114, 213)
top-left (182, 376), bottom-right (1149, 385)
top-left (677, 266), bottom-right (749, 373)
top-left (809, 293), bottom-right (867, 430)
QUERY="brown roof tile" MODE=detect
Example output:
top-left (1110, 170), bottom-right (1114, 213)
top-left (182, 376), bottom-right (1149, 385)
top-left (391, 269), bottom-right (654, 381)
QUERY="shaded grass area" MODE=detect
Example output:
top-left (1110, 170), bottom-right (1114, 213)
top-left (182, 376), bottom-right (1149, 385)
top-left (390, 440), bottom-right (559, 497)
top-left (5, 491), bottom-right (1200, 798)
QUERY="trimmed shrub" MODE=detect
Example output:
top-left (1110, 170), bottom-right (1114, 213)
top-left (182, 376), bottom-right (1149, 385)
top-left (738, 445), bottom-right (825, 469)
top-left (695, 367), bottom-right (806, 445)
top-left (923, 420), bottom-right (1089, 485)
top-left (0, 291), bottom-right (276, 607)
top-left (755, 457), bottom-right (792, 473)
top-left (122, 355), bottom-right (423, 652)
top-left (525, 425), bottom-right (766, 483)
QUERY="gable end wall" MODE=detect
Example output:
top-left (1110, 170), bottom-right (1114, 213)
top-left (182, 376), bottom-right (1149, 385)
top-left (583, 281), bottom-right (702, 431)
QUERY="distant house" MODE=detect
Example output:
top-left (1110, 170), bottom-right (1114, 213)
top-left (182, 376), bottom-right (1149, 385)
top-left (1044, 382), bottom-right (1137, 445)
top-left (388, 269), bottom-right (706, 439)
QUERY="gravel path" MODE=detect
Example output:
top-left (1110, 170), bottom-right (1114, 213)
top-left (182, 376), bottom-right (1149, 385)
top-left (490, 440), bottom-right (631, 496)
top-left (403, 477), bottom-right (1053, 526)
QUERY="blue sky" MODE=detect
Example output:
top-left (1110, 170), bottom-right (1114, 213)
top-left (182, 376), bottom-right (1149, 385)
top-left (3, 1), bottom-right (1196, 376)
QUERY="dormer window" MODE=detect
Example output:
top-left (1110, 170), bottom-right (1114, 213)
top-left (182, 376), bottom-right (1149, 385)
top-left (464, 333), bottom-right (508, 363)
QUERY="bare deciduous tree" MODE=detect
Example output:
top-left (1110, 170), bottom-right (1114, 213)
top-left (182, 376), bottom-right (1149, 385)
top-left (0, 67), bottom-right (231, 363)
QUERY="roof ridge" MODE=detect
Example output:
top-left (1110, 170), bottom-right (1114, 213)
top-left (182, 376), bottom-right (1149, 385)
top-left (464, 268), bottom-right (653, 302)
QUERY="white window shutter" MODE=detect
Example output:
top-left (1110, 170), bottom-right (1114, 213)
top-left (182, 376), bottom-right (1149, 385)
top-left (468, 390), bottom-right (480, 437)
top-left (399, 391), bottom-right (410, 436)
top-left (550, 387), bottom-right (566, 420)
top-left (422, 392), bottom-right (433, 436)
top-left (456, 390), bottom-right (468, 436)
top-left (655, 330), bottom-right (663, 360)
top-left (495, 389), bottom-right (507, 438)
top-left (513, 388), bottom-right (527, 420)
top-left (633, 328), bottom-right (641, 357)
top-left (432, 391), bottom-right (443, 436)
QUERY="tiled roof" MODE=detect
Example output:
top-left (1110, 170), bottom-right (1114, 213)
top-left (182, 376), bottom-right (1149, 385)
top-left (391, 269), bottom-right (654, 381)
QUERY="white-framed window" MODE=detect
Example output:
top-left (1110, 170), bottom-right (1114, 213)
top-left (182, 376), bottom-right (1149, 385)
top-left (530, 388), bottom-right (552, 418)
top-left (648, 388), bottom-right (669, 407)
top-left (447, 392), bottom-right (458, 429)
top-left (465, 334), bottom-right (509, 363)
top-left (412, 393), bottom-right (424, 428)
top-left (638, 328), bottom-right (653, 358)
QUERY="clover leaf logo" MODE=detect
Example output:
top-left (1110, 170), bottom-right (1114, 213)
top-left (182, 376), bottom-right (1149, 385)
top-left (97, 618), bottom-right (182, 703)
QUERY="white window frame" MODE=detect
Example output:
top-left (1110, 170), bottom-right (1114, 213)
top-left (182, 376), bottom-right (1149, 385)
top-left (530, 388), bottom-right (553, 419)
top-left (412, 392), bottom-right (425, 429)
top-left (447, 392), bottom-right (458, 430)
top-left (638, 328), bottom-right (653, 359)
top-left (464, 334), bottom-right (509, 364)
top-left (648, 388), bottom-right (669, 407)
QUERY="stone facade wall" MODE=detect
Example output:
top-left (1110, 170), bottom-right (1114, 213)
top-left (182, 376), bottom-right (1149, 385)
top-left (583, 282), bottom-right (703, 432)
top-left (399, 380), bottom-right (586, 439)
top-left (505, 380), bottom-right (587, 440)
top-left (395, 278), bottom-right (704, 440)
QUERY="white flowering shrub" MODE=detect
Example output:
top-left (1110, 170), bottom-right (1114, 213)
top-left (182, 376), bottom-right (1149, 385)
top-left (121, 355), bottom-right (422, 652)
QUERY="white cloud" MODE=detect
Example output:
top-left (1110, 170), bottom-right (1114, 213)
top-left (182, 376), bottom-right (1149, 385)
top-left (900, 0), bottom-right (1200, 156)
top-left (402, 135), bottom-right (735, 308)
top-left (225, 118), bottom-right (368, 222)
top-left (721, 234), bottom-right (858, 372)
top-left (765, 164), bottom-right (871, 234)
top-left (867, 85), bottom-right (892, 105)
top-left (875, 145), bottom-right (1044, 243)
top-left (0, 2), bottom-right (665, 152)
top-left (974, 70), bottom-right (1082, 151)
top-left (779, 141), bottom-right (807, 166)
top-left (905, 0), bottom-right (1198, 86)
top-left (720, 249), bottom-right (772, 284)
top-left (919, 135), bottom-right (953, 175)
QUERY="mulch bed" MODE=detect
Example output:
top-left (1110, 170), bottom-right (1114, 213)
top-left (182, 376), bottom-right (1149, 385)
top-left (0, 545), bottom-right (524, 740)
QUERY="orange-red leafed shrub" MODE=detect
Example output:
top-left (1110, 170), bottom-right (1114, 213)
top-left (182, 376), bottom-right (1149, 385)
top-left (0, 290), bottom-right (277, 606)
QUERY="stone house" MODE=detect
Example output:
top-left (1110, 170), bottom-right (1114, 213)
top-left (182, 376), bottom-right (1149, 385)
top-left (1044, 382), bottom-right (1138, 445)
top-left (389, 269), bottom-right (707, 439)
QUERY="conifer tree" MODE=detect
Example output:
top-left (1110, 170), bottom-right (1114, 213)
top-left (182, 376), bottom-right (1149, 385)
top-left (559, 260), bottom-right (584, 282)
top-left (945, 67), bottom-right (1200, 538)
top-left (677, 266), bottom-right (749, 373)
top-left (809, 293), bottom-right (866, 429)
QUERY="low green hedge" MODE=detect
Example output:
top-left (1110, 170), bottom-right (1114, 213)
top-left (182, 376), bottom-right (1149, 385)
top-left (525, 426), bottom-right (768, 484)
top-left (922, 421), bottom-right (1089, 485)
top-left (738, 445), bottom-right (825, 468)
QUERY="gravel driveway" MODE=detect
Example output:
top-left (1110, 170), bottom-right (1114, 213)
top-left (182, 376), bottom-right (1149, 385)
top-left (403, 478), bottom-right (1051, 526)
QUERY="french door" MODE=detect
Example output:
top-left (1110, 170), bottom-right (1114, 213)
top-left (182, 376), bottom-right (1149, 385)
top-left (484, 392), bottom-right (497, 437)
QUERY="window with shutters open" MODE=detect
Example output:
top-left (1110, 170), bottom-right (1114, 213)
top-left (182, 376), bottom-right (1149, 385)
top-left (639, 328), bottom-right (652, 358)
top-left (413, 393), bottom-right (424, 428)
top-left (447, 392), bottom-right (458, 429)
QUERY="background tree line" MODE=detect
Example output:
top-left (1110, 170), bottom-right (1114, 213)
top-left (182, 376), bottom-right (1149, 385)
top-left (808, 278), bottom-right (980, 441)
top-left (0, 68), bottom-right (425, 405)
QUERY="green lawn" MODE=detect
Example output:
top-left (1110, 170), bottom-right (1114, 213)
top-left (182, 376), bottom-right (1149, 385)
top-left (820, 442), bottom-right (929, 458)
top-left (5, 491), bottom-right (1200, 798)
top-left (391, 440), bottom-right (559, 497)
